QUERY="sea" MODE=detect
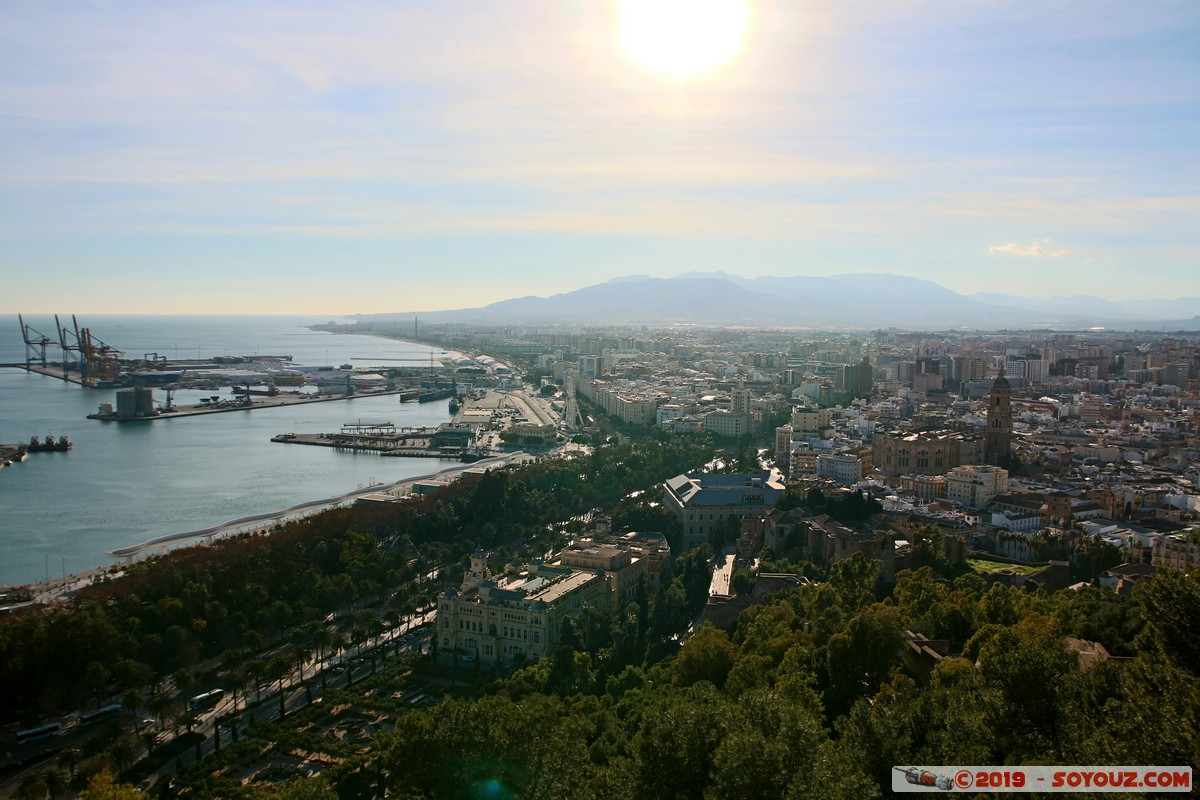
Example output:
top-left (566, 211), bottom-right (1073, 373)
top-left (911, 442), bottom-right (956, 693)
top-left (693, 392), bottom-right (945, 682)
top-left (0, 315), bottom-right (461, 587)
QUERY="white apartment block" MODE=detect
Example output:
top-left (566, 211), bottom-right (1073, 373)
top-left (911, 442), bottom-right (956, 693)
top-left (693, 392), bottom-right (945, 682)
top-left (580, 379), bottom-right (661, 426)
top-left (989, 509), bottom-right (1041, 532)
top-left (705, 410), bottom-right (751, 439)
top-left (946, 465), bottom-right (1010, 508)
top-left (657, 404), bottom-right (686, 426)
top-left (814, 453), bottom-right (863, 485)
top-left (1153, 532), bottom-right (1200, 571)
top-left (775, 424), bottom-right (793, 470)
top-left (791, 407), bottom-right (832, 434)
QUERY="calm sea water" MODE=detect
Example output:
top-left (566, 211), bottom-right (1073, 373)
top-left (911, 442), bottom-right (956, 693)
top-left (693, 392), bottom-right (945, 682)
top-left (0, 315), bottom-right (459, 586)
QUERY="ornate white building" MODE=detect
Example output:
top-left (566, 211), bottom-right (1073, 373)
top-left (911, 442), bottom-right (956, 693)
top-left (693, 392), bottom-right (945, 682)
top-left (435, 549), bottom-right (612, 666)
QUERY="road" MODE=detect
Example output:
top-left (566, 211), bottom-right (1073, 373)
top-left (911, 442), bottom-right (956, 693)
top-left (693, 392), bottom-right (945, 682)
top-left (0, 609), bottom-right (437, 798)
top-left (710, 548), bottom-right (735, 597)
top-left (143, 610), bottom-right (436, 782)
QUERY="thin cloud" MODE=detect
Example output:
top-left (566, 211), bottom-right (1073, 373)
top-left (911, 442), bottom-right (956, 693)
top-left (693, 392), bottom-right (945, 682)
top-left (988, 238), bottom-right (1070, 258)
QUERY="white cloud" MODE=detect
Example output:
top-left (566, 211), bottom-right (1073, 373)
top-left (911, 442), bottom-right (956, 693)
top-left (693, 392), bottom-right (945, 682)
top-left (988, 238), bottom-right (1069, 258)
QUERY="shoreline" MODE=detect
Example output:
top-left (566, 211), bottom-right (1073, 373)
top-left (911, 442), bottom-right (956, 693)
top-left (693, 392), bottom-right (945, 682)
top-left (0, 326), bottom-right (484, 594)
top-left (3, 451), bottom-right (530, 606)
top-left (304, 325), bottom-right (468, 362)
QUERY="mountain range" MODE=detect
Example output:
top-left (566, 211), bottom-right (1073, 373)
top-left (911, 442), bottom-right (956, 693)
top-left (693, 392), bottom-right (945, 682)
top-left (368, 273), bottom-right (1200, 330)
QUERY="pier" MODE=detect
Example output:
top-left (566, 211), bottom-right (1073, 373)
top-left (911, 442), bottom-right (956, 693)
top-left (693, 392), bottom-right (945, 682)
top-left (87, 386), bottom-right (419, 421)
top-left (0, 444), bottom-right (28, 469)
top-left (272, 421), bottom-right (476, 459)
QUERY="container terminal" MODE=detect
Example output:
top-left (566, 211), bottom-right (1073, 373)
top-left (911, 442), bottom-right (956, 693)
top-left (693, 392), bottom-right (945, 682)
top-left (8, 313), bottom-right (475, 422)
top-left (85, 384), bottom-right (434, 422)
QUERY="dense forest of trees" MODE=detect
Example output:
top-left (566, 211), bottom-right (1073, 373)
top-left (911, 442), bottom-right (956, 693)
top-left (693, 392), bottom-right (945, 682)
top-left (162, 557), bottom-right (1197, 800)
top-left (370, 562), bottom-right (1197, 800)
top-left (0, 436), bottom-right (714, 723)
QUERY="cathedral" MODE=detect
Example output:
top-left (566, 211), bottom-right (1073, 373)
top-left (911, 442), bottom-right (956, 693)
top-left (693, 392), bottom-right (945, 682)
top-left (984, 375), bottom-right (1013, 466)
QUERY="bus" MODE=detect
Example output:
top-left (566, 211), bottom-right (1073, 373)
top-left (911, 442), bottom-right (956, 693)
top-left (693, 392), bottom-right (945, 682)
top-left (187, 689), bottom-right (225, 712)
top-left (78, 703), bottom-right (122, 724)
top-left (16, 722), bottom-right (63, 744)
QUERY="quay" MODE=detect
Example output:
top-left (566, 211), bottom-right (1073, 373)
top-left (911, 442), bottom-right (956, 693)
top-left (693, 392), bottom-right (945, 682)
top-left (0, 443), bottom-right (28, 469)
top-left (18, 363), bottom-right (87, 385)
top-left (87, 386), bottom-right (418, 422)
top-left (272, 421), bottom-right (479, 459)
top-left (272, 431), bottom-right (463, 455)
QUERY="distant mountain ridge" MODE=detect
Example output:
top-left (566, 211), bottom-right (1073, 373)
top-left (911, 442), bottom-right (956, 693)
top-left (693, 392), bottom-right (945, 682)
top-left (366, 273), bottom-right (1200, 330)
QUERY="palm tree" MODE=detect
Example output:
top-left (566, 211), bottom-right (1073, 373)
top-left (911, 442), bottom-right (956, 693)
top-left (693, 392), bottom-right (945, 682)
top-left (121, 688), bottom-right (145, 732)
top-left (291, 643), bottom-right (312, 684)
top-left (329, 631), bottom-right (349, 668)
top-left (311, 628), bottom-right (333, 690)
top-left (41, 768), bottom-right (67, 800)
top-left (107, 732), bottom-right (137, 776)
top-left (223, 664), bottom-right (249, 718)
top-left (269, 655), bottom-right (290, 719)
top-left (14, 772), bottom-right (46, 800)
top-left (57, 747), bottom-right (80, 788)
top-left (247, 658), bottom-right (268, 705)
top-left (374, 617), bottom-right (390, 665)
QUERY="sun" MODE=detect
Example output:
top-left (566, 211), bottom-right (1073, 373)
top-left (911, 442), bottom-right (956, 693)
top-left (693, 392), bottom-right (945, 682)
top-left (618, 0), bottom-right (752, 79)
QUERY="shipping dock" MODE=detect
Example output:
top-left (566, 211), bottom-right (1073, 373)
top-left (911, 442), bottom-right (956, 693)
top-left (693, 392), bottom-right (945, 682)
top-left (87, 386), bottom-right (420, 422)
top-left (272, 421), bottom-right (479, 459)
top-left (0, 444), bottom-right (28, 469)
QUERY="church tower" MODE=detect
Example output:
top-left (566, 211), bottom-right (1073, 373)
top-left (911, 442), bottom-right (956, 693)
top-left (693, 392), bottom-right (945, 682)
top-left (984, 376), bottom-right (1013, 466)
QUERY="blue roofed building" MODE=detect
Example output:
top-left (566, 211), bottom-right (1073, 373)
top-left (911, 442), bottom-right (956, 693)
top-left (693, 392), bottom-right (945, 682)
top-left (664, 472), bottom-right (786, 549)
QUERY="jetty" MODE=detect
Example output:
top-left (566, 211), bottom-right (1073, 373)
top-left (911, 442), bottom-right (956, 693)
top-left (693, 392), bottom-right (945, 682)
top-left (0, 444), bottom-right (28, 469)
top-left (1, 437), bottom-right (73, 471)
top-left (272, 421), bottom-right (478, 459)
top-left (87, 386), bottom-right (419, 422)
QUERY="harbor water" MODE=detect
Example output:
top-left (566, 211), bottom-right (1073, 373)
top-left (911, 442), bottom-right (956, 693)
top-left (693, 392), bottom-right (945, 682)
top-left (0, 315), bottom-right (460, 586)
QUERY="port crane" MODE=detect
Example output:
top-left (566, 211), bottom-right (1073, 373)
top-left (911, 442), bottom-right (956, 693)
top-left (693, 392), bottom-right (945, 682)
top-left (17, 314), bottom-right (56, 368)
top-left (158, 385), bottom-right (178, 413)
top-left (55, 314), bottom-right (124, 386)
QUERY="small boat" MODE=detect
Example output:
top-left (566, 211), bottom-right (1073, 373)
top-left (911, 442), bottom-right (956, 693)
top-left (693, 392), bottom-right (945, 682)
top-left (28, 434), bottom-right (72, 453)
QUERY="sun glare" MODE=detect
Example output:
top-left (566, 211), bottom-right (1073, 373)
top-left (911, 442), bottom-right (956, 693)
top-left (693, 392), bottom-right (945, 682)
top-left (618, 0), bottom-right (751, 79)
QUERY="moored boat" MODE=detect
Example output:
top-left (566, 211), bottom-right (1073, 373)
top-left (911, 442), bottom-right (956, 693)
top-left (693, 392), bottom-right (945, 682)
top-left (28, 434), bottom-right (72, 452)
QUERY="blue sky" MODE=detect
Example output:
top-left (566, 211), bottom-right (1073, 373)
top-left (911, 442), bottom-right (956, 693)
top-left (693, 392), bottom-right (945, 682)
top-left (1, 0), bottom-right (1197, 313)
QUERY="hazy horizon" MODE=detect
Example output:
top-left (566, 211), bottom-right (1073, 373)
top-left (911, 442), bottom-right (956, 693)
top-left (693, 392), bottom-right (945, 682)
top-left (3, 1), bottom-right (1197, 314)
top-left (8, 269), bottom-right (1200, 320)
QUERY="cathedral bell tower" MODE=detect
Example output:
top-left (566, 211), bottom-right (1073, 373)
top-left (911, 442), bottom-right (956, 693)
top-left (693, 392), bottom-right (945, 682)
top-left (984, 376), bottom-right (1013, 466)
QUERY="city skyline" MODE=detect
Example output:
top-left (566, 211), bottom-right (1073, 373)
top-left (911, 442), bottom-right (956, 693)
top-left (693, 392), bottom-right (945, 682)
top-left (2, 1), bottom-right (1197, 314)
